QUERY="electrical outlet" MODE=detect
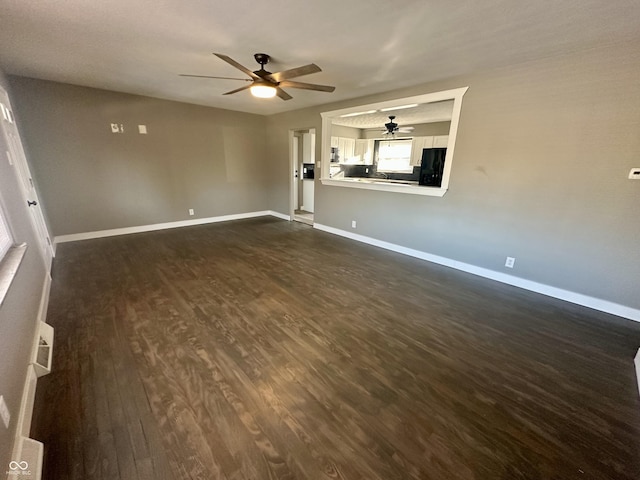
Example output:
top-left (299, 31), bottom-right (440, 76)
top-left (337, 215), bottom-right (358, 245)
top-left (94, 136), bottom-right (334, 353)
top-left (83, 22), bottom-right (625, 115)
top-left (351, 220), bottom-right (357, 229)
top-left (0, 395), bottom-right (10, 428)
top-left (505, 256), bottom-right (516, 268)
top-left (138, 125), bottom-right (147, 134)
top-left (188, 208), bottom-right (194, 216)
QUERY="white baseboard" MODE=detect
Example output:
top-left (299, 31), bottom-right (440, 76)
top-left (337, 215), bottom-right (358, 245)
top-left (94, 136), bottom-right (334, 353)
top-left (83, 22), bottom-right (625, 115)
top-left (269, 211), bottom-right (291, 221)
top-left (9, 264), bottom-right (56, 479)
top-left (11, 365), bottom-right (43, 480)
top-left (314, 223), bottom-right (640, 323)
top-left (54, 210), bottom-right (289, 244)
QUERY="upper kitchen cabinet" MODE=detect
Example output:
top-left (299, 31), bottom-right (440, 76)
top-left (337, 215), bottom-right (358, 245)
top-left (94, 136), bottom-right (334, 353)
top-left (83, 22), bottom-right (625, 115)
top-left (410, 136), bottom-right (448, 166)
top-left (302, 132), bottom-right (315, 164)
top-left (330, 136), bottom-right (356, 163)
top-left (354, 139), bottom-right (374, 165)
top-left (433, 135), bottom-right (449, 148)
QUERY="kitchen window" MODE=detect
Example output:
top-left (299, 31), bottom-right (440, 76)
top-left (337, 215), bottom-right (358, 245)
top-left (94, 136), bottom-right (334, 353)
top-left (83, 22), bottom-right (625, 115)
top-left (376, 139), bottom-right (413, 173)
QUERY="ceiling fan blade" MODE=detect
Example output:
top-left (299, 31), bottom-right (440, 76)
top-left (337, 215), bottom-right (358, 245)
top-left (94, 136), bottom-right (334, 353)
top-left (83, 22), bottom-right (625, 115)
top-left (180, 74), bottom-right (252, 81)
top-left (278, 80), bottom-right (335, 92)
top-left (223, 84), bottom-right (252, 95)
top-left (276, 87), bottom-right (293, 101)
top-left (213, 53), bottom-right (260, 79)
top-left (266, 64), bottom-right (321, 82)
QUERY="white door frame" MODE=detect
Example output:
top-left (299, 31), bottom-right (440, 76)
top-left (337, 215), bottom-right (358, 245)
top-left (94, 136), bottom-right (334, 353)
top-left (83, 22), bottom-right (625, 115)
top-left (292, 134), bottom-right (299, 212)
top-left (0, 87), bottom-right (54, 270)
top-left (289, 127), bottom-right (316, 223)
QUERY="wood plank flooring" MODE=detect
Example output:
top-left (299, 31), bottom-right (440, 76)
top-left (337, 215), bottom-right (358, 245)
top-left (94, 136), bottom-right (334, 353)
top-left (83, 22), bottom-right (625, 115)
top-left (31, 217), bottom-right (640, 479)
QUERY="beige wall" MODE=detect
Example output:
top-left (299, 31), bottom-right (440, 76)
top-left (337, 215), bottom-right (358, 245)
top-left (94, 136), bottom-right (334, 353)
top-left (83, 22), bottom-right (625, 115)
top-left (266, 41), bottom-right (640, 311)
top-left (331, 124), bottom-right (362, 139)
top-left (8, 78), bottom-right (270, 236)
top-left (0, 69), bottom-right (49, 471)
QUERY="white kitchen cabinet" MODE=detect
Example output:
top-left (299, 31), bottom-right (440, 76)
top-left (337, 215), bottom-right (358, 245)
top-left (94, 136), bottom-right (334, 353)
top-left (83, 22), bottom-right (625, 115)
top-left (410, 135), bottom-right (449, 165)
top-left (433, 135), bottom-right (449, 148)
top-left (301, 179), bottom-right (314, 213)
top-left (302, 132), bottom-right (316, 164)
top-left (302, 133), bottom-right (311, 163)
top-left (354, 139), bottom-right (374, 164)
top-left (331, 136), bottom-right (374, 163)
top-left (410, 136), bottom-right (433, 166)
top-left (339, 137), bottom-right (355, 162)
top-left (330, 136), bottom-right (356, 163)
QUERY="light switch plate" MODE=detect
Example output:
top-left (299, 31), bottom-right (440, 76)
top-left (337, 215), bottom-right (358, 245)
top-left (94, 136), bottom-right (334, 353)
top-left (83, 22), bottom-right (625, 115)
top-left (629, 168), bottom-right (640, 180)
top-left (138, 125), bottom-right (147, 134)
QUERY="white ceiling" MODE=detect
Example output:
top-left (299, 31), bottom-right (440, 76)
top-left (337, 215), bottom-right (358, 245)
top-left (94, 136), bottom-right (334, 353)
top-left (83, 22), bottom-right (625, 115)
top-left (1, 0), bottom-right (639, 116)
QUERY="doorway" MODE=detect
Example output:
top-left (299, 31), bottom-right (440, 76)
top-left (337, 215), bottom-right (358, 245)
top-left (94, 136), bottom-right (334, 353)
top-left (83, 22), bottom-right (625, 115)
top-left (0, 87), bottom-right (54, 270)
top-left (290, 128), bottom-right (316, 225)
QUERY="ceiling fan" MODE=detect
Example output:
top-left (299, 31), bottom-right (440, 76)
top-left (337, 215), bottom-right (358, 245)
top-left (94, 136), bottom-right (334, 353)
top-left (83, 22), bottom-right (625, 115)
top-left (180, 53), bottom-right (336, 101)
top-left (382, 115), bottom-right (415, 135)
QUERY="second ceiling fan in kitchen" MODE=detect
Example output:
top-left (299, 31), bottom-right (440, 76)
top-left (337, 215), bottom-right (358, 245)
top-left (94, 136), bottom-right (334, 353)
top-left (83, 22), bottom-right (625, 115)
top-left (382, 116), bottom-right (415, 136)
top-left (180, 53), bottom-right (336, 101)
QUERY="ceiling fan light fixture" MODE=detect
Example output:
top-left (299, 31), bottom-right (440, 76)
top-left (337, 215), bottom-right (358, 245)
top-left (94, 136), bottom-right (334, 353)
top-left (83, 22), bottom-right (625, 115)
top-left (250, 83), bottom-right (277, 98)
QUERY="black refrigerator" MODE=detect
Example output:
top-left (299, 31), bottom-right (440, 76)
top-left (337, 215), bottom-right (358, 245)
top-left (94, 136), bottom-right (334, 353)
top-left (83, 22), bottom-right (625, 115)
top-left (419, 148), bottom-right (447, 187)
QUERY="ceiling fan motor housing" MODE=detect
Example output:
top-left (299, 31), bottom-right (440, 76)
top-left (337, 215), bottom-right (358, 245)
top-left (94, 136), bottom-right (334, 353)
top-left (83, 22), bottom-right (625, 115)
top-left (385, 115), bottom-right (398, 132)
top-left (254, 53), bottom-right (270, 67)
top-left (252, 53), bottom-right (273, 78)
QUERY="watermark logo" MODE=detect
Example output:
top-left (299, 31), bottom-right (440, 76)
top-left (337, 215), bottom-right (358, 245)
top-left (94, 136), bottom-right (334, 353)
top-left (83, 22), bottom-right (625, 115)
top-left (7, 460), bottom-right (31, 476)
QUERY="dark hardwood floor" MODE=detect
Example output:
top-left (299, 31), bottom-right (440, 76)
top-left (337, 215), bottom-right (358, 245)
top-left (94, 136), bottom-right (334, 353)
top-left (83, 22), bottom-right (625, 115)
top-left (31, 217), bottom-right (640, 479)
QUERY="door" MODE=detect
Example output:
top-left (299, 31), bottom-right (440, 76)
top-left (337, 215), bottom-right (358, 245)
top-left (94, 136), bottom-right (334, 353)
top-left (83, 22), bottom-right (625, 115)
top-left (290, 128), bottom-right (316, 225)
top-left (292, 135), bottom-right (299, 211)
top-left (0, 88), bottom-right (53, 270)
